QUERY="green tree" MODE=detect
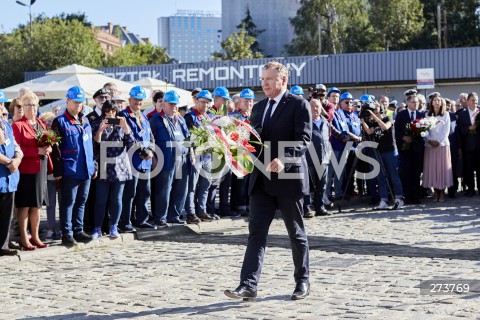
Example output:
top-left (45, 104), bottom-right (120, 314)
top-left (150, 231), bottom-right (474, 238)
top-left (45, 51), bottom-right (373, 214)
top-left (212, 28), bottom-right (264, 60)
top-left (0, 17), bottom-right (104, 87)
top-left (236, 6), bottom-right (265, 53)
top-left (287, 0), bottom-right (374, 55)
top-left (368, 0), bottom-right (425, 51)
top-left (105, 42), bottom-right (172, 67)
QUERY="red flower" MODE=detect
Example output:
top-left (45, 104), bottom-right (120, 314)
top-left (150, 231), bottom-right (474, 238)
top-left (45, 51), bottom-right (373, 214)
top-left (231, 132), bottom-right (239, 141)
top-left (244, 119), bottom-right (251, 124)
top-left (242, 140), bottom-right (256, 152)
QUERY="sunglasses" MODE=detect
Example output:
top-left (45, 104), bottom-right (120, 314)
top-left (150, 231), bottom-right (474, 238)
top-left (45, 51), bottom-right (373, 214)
top-left (2, 113), bottom-right (8, 117)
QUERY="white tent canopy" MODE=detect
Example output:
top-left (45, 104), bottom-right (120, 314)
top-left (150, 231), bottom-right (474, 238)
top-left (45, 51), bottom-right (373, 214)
top-left (3, 64), bottom-right (133, 101)
top-left (132, 77), bottom-right (194, 107)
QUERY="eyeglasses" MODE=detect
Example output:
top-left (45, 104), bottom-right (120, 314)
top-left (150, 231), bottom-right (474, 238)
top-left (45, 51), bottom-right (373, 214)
top-left (97, 95), bottom-right (109, 100)
top-left (23, 103), bottom-right (37, 108)
top-left (15, 105), bottom-right (23, 108)
top-left (343, 101), bottom-right (352, 104)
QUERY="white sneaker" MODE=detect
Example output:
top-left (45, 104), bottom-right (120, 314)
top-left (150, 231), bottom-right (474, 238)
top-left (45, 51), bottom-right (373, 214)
top-left (374, 200), bottom-right (388, 210)
top-left (395, 199), bottom-right (404, 209)
top-left (323, 194), bottom-right (332, 206)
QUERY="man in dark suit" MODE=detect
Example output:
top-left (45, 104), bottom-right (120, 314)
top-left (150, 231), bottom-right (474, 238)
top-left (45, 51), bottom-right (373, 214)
top-left (224, 62), bottom-right (312, 301)
top-left (456, 92), bottom-right (480, 196)
top-left (394, 90), bottom-right (426, 204)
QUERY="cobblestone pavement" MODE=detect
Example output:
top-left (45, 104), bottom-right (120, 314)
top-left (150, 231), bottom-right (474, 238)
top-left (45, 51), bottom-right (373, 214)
top-left (1, 195), bottom-right (479, 319)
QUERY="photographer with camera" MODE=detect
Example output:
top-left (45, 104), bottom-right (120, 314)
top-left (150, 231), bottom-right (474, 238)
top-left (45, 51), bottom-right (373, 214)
top-left (360, 102), bottom-right (404, 209)
top-left (91, 100), bottom-right (135, 239)
top-left (308, 84), bottom-right (335, 124)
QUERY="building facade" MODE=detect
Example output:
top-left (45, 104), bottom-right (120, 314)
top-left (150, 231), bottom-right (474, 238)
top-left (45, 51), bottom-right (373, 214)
top-left (221, 0), bottom-right (300, 57)
top-left (158, 10), bottom-right (222, 63)
top-left (25, 47), bottom-right (480, 104)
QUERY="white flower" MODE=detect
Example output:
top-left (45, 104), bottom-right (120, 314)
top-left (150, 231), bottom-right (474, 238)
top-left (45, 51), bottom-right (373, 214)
top-left (419, 119), bottom-right (425, 125)
top-left (420, 131), bottom-right (427, 137)
top-left (212, 116), bottom-right (232, 128)
top-left (415, 123), bottom-right (421, 128)
top-left (237, 126), bottom-right (251, 141)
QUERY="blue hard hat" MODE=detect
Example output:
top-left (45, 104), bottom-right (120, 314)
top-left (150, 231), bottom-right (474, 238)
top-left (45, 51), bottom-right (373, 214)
top-left (213, 86), bottom-right (231, 100)
top-left (0, 89), bottom-right (8, 103)
top-left (196, 90), bottom-right (213, 101)
top-left (359, 94), bottom-right (373, 103)
top-left (163, 90), bottom-right (180, 104)
top-left (290, 85), bottom-right (304, 95)
top-left (129, 86), bottom-right (146, 99)
top-left (340, 92), bottom-right (353, 101)
top-left (66, 86), bottom-right (86, 102)
top-left (327, 87), bottom-right (341, 96)
top-left (240, 88), bottom-right (255, 100)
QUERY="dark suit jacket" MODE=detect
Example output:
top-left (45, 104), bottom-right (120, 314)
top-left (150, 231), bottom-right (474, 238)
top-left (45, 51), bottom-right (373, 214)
top-left (394, 109), bottom-right (426, 153)
top-left (248, 91), bottom-right (312, 198)
top-left (11, 116), bottom-right (52, 174)
top-left (456, 107), bottom-right (480, 152)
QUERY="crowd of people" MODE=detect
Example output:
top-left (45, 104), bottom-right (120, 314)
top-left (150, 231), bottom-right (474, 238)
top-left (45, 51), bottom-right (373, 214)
top-left (0, 74), bottom-right (479, 256)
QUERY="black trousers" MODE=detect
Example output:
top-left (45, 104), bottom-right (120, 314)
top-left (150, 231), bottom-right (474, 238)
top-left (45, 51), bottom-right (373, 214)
top-left (240, 178), bottom-right (309, 290)
top-left (399, 150), bottom-right (424, 201)
top-left (0, 192), bottom-right (14, 250)
top-left (463, 150), bottom-right (480, 192)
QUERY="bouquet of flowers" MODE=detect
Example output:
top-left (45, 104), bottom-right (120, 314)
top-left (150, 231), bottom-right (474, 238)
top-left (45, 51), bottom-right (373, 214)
top-left (36, 130), bottom-right (62, 147)
top-left (189, 115), bottom-right (262, 177)
top-left (402, 117), bottom-right (440, 150)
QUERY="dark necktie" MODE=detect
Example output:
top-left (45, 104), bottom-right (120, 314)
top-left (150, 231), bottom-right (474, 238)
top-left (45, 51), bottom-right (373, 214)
top-left (410, 111), bottom-right (414, 122)
top-left (263, 99), bottom-right (276, 129)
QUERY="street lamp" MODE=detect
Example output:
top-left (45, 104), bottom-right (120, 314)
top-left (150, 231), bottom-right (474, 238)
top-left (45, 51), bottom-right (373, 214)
top-left (16, 0), bottom-right (37, 67)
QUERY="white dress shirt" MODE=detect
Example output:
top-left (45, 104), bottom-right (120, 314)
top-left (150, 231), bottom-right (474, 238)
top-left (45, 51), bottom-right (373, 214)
top-left (424, 112), bottom-right (450, 147)
top-left (262, 89), bottom-right (287, 125)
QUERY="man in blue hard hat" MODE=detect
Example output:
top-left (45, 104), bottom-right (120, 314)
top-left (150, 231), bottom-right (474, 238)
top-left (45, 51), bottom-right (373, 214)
top-left (150, 90), bottom-right (191, 227)
top-left (326, 92), bottom-right (362, 202)
top-left (327, 87), bottom-right (341, 109)
top-left (184, 90), bottom-right (214, 224)
top-left (119, 86), bottom-right (157, 231)
top-left (51, 86), bottom-right (96, 245)
top-left (212, 86), bottom-right (231, 113)
top-left (290, 85), bottom-right (304, 97)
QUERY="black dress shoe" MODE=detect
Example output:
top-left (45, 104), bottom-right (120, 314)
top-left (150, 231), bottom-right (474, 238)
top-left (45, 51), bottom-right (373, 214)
top-left (224, 285), bottom-right (257, 301)
top-left (61, 235), bottom-right (78, 246)
top-left (291, 281), bottom-right (310, 300)
top-left (73, 232), bottom-right (93, 243)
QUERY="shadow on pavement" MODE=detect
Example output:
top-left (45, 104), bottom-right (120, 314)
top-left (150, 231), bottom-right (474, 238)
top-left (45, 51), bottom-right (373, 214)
top-left (20, 297), bottom-right (288, 320)
top-left (136, 225), bottom-right (480, 261)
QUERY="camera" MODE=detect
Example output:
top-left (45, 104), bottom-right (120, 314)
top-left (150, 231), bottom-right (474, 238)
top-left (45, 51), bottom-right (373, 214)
top-left (307, 84), bottom-right (327, 100)
top-left (106, 117), bottom-right (120, 125)
top-left (359, 102), bottom-right (376, 119)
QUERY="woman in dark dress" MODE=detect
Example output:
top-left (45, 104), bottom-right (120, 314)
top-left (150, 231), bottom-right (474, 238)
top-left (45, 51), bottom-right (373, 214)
top-left (12, 93), bottom-right (51, 250)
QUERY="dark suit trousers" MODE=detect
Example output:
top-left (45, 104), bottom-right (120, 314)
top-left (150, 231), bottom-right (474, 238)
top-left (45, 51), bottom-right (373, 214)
top-left (240, 178), bottom-right (309, 290)
top-left (0, 192), bottom-right (14, 250)
top-left (398, 150), bottom-right (423, 201)
top-left (463, 150), bottom-right (480, 192)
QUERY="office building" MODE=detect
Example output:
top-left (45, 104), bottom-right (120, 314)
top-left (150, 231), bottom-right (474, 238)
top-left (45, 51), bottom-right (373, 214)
top-left (158, 10), bottom-right (222, 63)
top-left (222, 0), bottom-right (300, 57)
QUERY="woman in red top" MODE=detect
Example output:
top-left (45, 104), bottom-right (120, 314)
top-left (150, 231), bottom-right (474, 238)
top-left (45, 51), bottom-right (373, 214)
top-left (12, 93), bottom-right (52, 250)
